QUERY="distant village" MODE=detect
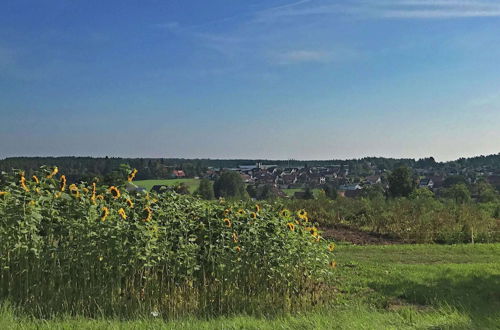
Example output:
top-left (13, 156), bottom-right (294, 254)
top-left (167, 160), bottom-right (500, 198)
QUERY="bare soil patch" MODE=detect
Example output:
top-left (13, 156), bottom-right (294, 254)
top-left (321, 225), bottom-right (404, 245)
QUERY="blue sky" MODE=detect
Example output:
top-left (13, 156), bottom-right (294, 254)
top-left (1, 0), bottom-right (499, 161)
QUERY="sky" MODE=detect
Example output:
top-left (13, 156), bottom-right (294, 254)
top-left (0, 0), bottom-right (499, 161)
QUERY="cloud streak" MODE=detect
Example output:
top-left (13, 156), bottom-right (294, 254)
top-left (255, 0), bottom-right (500, 21)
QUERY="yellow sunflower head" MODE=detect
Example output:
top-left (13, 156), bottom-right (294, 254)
top-left (329, 260), bottom-right (337, 268)
top-left (32, 175), bottom-right (39, 184)
top-left (232, 232), bottom-right (238, 243)
top-left (91, 183), bottom-right (97, 203)
top-left (255, 204), bottom-right (261, 213)
top-left (235, 246), bottom-right (241, 252)
top-left (224, 218), bottom-right (232, 228)
top-left (118, 208), bottom-right (127, 220)
top-left (143, 207), bottom-right (153, 222)
top-left (69, 184), bottom-right (80, 198)
top-left (20, 175), bottom-right (29, 192)
top-left (109, 186), bottom-right (121, 199)
top-left (237, 208), bottom-right (245, 215)
top-left (328, 243), bottom-right (336, 252)
top-left (59, 175), bottom-right (67, 191)
top-left (287, 222), bottom-right (295, 232)
top-left (127, 169), bottom-right (138, 182)
top-left (297, 209), bottom-right (308, 220)
top-left (126, 198), bottom-right (134, 208)
top-left (100, 207), bottom-right (109, 221)
top-left (280, 209), bottom-right (291, 217)
top-left (47, 166), bottom-right (58, 179)
top-left (250, 212), bottom-right (257, 219)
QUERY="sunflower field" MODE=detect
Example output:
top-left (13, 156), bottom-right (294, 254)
top-left (0, 167), bottom-right (335, 318)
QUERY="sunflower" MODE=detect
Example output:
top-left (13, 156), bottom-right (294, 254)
top-left (127, 169), bottom-right (138, 182)
top-left (59, 175), bottom-right (67, 191)
top-left (91, 183), bottom-right (97, 203)
top-left (328, 243), bottom-right (336, 252)
top-left (287, 222), bottom-right (295, 232)
top-left (0, 191), bottom-right (8, 196)
top-left (237, 208), bottom-right (245, 215)
top-left (250, 212), bottom-right (257, 219)
top-left (82, 187), bottom-right (89, 194)
top-left (280, 209), bottom-right (291, 217)
top-left (69, 184), bottom-right (80, 198)
top-left (20, 175), bottom-right (29, 192)
top-left (55, 192), bottom-right (62, 198)
top-left (143, 207), bottom-right (153, 222)
top-left (297, 209), bottom-right (308, 220)
top-left (96, 194), bottom-right (104, 200)
top-left (100, 207), bottom-right (109, 221)
top-left (308, 227), bottom-right (319, 237)
top-left (255, 204), bottom-right (261, 213)
top-left (126, 198), bottom-right (134, 208)
top-left (118, 208), bottom-right (127, 220)
top-left (224, 208), bottom-right (231, 216)
top-left (235, 246), bottom-right (241, 252)
top-left (232, 232), bottom-right (238, 243)
top-left (109, 186), bottom-right (121, 199)
top-left (224, 218), bottom-right (232, 228)
top-left (329, 260), bottom-right (337, 268)
top-left (32, 175), bottom-right (39, 184)
top-left (47, 167), bottom-right (58, 179)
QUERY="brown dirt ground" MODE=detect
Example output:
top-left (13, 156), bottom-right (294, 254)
top-left (321, 225), bottom-right (404, 245)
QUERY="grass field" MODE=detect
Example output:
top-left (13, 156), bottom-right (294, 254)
top-left (134, 178), bottom-right (199, 192)
top-left (282, 188), bottom-right (322, 197)
top-left (2, 243), bottom-right (498, 329)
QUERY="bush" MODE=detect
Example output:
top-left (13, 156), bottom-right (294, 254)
top-left (285, 194), bottom-right (499, 244)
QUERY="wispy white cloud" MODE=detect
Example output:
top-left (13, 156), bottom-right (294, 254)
top-left (255, 0), bottom-right (500, 21)
top-left (273, 50), bottom-right (332, 64)
top-left (270, 49), bottom-right (358, 64)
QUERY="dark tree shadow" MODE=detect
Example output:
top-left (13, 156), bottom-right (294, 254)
top-left (370, 271), bottom-right (500, 327)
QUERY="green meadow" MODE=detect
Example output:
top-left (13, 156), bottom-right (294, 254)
top-left (134, 178), bottom-right (200, 192)
top-left (282, 188), bottom-right (322, 197)
top-left (3, 243), bottom-right (498, 329)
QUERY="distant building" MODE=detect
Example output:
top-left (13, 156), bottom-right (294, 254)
top-left (339, 184), bottom-right (362, 191)
top-left (418, 178), bottom-right (434, 189)
top-left (172, 170), bottom-right (186, 178)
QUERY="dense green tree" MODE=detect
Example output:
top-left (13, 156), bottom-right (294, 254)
top-left (256, 184), bottom-right (278, 200)
top-left (246, 184), bottom-right (257, 199)
top-left (213, 171), bottom-right (247, 199)
top-left (388, 166), bottom-right (415, 198)
top-left (195, 179), bottom-right (215, 200)
top-left (323, 184), bottom-right (338, 200)
top-left (474, 181), bottom-right (498, 203)
top-left (443, 175), bottom-right (467, 188)
top-left (361, 184), bottom-right (386, 200)
top-left (442, 184), bottom-right (471, 204)
top-left (303, 187), bottom-right (314, 200)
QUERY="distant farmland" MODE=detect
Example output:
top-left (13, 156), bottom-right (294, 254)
top-left (134, 178), bottom-right (200, 192)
